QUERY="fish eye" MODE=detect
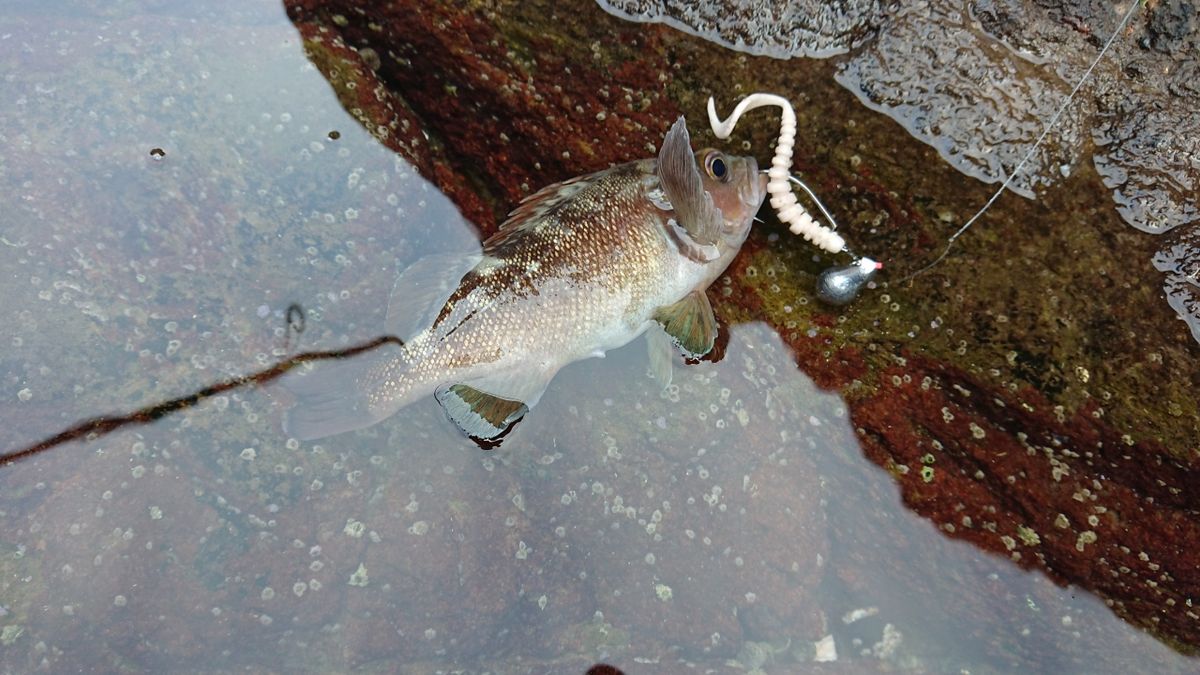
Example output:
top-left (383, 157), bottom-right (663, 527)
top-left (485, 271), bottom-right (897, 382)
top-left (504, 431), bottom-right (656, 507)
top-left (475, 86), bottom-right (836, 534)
top-left (704, 152), bottom-right (730, 182)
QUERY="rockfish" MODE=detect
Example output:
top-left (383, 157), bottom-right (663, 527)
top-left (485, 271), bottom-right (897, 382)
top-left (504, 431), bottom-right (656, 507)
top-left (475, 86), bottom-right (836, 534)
top-left (283, 117), bottom-right (767, 443)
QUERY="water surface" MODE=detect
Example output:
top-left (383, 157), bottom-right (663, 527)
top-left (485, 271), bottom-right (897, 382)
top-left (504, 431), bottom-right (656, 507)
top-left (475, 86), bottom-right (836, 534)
top-left (1, 1), bottom-right (1197, 673)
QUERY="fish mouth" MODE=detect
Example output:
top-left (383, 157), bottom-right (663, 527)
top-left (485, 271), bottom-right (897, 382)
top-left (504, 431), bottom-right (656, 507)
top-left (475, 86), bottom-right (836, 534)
top-left (745, 157), bottom-right (767, 207)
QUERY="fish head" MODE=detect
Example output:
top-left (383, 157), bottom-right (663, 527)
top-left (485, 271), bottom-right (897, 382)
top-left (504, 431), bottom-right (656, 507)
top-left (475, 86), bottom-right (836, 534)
top-left (693, 147), bottom-right (767, 249)
top-left (654, 117), bottom-right (767, 265)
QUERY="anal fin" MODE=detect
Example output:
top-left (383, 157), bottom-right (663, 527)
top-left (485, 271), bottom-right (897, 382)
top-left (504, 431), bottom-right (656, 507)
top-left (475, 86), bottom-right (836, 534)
top-left (654, 290), bottom-right (717, 358)
top-left (435, 384), bottom-right (528, 446)
top-left (433, 367), bottom-right (558, 446)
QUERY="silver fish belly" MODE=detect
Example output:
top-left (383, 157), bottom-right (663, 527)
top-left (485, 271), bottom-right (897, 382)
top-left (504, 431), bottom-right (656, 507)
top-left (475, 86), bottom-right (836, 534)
top-left (283, 116), bottom-right (767, 443)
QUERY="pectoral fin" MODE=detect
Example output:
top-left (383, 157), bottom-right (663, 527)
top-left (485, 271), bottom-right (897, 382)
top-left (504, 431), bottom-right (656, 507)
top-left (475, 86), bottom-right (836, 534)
top-left (434, 368), bottom-right (557, 445)
top-left (658, 117), bottom-right (721, 245)
top-left (654, 290), bottom-right (717, 359)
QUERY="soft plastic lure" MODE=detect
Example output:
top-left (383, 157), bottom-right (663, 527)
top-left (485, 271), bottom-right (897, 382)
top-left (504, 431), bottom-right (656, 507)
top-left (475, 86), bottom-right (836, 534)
top-left (708, 93), bottom-right (842, 251)
top-left (707, 93), bottom-right (879, 304)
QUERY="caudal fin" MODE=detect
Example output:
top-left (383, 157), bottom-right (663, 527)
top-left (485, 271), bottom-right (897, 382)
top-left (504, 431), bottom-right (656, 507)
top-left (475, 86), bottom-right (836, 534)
top-left (280, 352), bottom-right (392, 441)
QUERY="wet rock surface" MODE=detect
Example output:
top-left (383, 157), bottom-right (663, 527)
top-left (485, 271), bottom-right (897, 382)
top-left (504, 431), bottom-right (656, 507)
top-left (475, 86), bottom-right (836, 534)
top-left (597, 0), bottom-right (1200, 339)
top-left (597, 0), bottom-right (884, 58)
top-left (1153, 222), bottom-right (1200, 343)
top-left (284, 0), bottom-right (681, 234)
top-left (1, 0), bottom-right (1198, 672)
top-left (598, 0), bottom-right (1199, 234)
top-left (837, 0), bottom-right (1091, 199)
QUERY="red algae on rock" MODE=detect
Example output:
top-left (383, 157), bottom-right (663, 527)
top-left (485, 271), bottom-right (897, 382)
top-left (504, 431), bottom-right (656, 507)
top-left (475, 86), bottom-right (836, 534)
top-left (852, 355), bottom-right (1200, 652)
top-left (285, 0), bottom-right (681, 233)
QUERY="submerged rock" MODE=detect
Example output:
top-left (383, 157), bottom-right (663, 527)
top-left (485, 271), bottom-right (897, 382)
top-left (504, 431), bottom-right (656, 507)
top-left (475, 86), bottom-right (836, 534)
top-left (535, 327), bottom-right (831, 658)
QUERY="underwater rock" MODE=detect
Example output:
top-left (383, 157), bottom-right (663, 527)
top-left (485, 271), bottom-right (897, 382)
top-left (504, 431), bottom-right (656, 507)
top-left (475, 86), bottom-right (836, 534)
top-left (519, 326), bottom-right (831, 659)
top-left (17, 438), bottom-right (236, 671)
top-left (328, 423), bottom-right (530, 666)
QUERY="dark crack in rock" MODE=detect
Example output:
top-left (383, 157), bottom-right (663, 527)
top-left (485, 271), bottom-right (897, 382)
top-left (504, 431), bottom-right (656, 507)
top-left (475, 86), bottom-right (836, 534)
top-left (596, 0), bottom-right (883, 58)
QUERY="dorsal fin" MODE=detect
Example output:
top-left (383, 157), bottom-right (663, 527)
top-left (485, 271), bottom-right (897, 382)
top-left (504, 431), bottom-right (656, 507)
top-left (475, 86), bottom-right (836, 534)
top-left (384, 252), bottom-right (482, 342)
top-left (658, 117), bottom-right (722, 245)
top-left (496, 168), bottom-right (610, 234)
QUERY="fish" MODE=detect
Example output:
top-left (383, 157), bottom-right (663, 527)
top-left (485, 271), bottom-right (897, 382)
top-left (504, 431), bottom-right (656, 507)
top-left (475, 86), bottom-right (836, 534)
top-left (282, 116), bottom-right (767, 444)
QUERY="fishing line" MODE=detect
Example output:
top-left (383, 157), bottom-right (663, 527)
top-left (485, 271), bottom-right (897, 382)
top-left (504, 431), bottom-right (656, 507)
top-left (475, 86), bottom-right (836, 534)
top-left (788, 174), bottom-right (842, 234)
top-left (709, 0), bottom-right (1142, 303)
top-left (894, 0), bottom-right (1142, 284)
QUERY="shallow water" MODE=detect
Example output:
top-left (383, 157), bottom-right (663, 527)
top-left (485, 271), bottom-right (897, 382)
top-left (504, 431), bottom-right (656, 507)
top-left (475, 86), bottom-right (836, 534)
top-left (1, 1), bottom-right (1197, 673)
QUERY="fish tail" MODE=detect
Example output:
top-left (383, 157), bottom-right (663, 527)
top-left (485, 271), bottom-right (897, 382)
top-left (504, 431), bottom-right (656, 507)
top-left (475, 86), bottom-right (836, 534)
top-left (280, 348), bottom-right (406, 441)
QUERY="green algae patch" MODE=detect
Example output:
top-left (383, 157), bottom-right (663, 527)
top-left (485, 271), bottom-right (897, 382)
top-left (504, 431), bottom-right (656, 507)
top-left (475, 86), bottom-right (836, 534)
top-left (0, 544), bottom-right (41, 642)
top-left (347, 563), bottom-right (369, 587)
top-left (558, 613), bottom-right (631, 654)
top-left (0, 624), bottom-right (23, 646)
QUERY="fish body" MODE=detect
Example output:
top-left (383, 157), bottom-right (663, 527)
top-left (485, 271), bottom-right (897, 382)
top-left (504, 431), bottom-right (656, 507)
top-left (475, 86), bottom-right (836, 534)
top-left (283, 118), bottom-right (767, 442)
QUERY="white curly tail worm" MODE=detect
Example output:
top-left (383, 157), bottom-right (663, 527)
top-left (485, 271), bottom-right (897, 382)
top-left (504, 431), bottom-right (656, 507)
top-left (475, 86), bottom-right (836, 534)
top-left (707, 94), bottom-right (846, 254)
